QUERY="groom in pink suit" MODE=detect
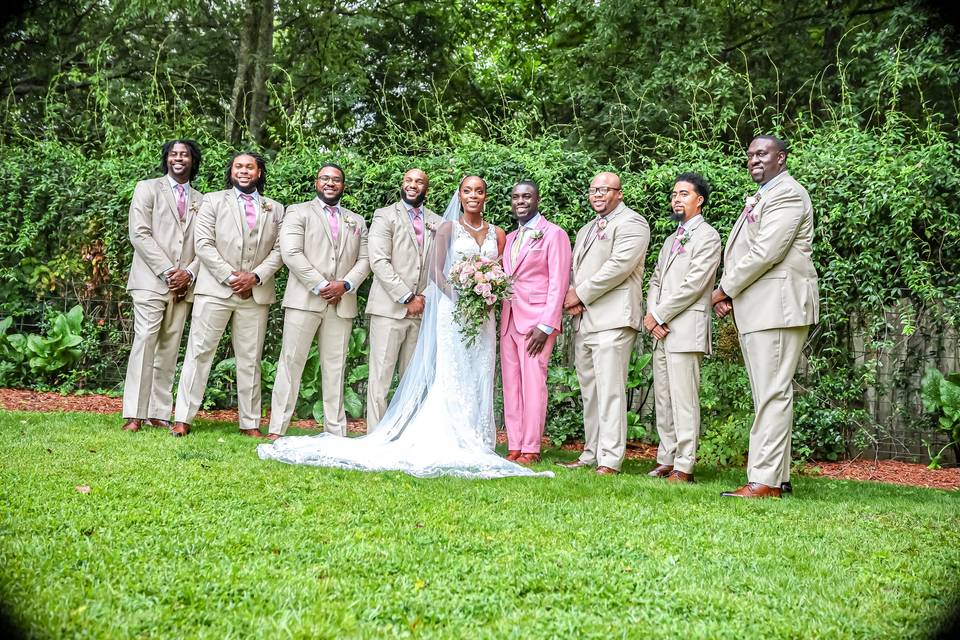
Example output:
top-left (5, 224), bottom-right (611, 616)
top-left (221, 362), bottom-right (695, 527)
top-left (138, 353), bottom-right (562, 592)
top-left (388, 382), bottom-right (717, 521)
top-left (500, 180), bottom-right (572, 465)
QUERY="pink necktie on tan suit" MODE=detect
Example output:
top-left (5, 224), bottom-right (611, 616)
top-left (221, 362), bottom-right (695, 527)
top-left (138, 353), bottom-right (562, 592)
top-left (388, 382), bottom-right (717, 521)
top-left (241, 194), bottom-right (256, 229)
top-left (326, 205), bottom-right (340, 243)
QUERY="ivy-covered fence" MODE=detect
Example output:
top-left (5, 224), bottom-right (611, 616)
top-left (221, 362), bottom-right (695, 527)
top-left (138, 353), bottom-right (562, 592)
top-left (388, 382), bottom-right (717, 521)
top-left (1, 113), bottom-right (959, 465)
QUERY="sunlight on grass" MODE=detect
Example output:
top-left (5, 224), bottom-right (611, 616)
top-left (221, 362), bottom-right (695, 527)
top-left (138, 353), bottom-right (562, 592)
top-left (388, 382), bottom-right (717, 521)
top-left (1, 411), bottom-right (958, 639)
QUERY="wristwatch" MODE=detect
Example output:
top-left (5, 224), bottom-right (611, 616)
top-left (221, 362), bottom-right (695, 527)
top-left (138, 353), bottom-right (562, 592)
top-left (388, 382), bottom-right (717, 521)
top-left (343, 281), bottom-right (352, 292)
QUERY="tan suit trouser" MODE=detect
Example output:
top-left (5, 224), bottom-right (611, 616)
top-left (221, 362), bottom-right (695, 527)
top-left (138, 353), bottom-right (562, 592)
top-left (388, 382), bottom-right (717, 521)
top-left (174, 294), bottom-right (268, 430)
top-left (574, 326), bottom-right (637, 470)
top-left (123, 289), bottom-right (190, 421)
top-left (652, 344), bottom-right (703, 473)
top-left (739, 325), bottom-right (809, 486)
top-left (269, 306), bottom-right (353, 436)
top-left (365, 314), bottom-right (420, 432)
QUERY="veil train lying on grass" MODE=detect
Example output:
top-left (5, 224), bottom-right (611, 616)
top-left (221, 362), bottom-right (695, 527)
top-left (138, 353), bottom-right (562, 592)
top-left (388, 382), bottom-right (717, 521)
top-left (257, 189), bottom-right (553, 479)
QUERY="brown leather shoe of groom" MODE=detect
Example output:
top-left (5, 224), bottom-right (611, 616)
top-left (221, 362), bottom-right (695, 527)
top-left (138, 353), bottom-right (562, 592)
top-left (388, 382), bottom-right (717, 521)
top-left (647, 464), bottom-right (673, 478)
top-left (265, 433), bottom-right (282, 442)
top-left (170, 422), bottom-right (190, 437)
top-left (122, 419), bottom-right (142, 432)
top-left (145, 418), bottom-right (171, 428)
top-left (239, 428), bottom-right (266, 439)
top-left (506, 450), bottom-right (521, 461)
top-left (721, 482), bottom-right (781, 499)
top-left (595, 466), bottom-right (620, 475)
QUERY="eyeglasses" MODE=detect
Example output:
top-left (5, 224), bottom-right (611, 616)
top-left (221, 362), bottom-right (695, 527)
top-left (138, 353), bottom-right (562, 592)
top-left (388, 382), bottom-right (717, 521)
top-left (317, 175), bottom-right (344, 184)
top-left (588, 187), bottom-right (620, 196)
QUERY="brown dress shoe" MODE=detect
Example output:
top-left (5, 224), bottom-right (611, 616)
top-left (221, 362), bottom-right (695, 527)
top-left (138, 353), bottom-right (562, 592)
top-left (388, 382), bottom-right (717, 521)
top-left (516, 453), bottom-right (541, 465)
top-left (647, 464), bottom-right (673, 478)
top-left (145, 418), bottom-right (171, 428)
top-left (122, 419), bottom-right (142, 432)
top-left (721, 482), bottom-right (781, 498)
top-left (505, 450), bottom-right (521, 461)
top-left (239, 428), bottom-right (266, 439)
top-left (666, 470), bottom-right (695, 483)
top-left (555, 459), bottom-right (592, 469)
top-left (595, 466), bottom-right (620, 475)
top-left (170, 422), bottom-right (190, 437)
top-left (265, 433), bottom-right (282, 442)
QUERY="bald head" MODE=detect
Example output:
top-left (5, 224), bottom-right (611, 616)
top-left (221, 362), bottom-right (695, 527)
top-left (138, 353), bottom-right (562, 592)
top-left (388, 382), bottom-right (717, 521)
top-left (589, 171), bottom-right (623, 215)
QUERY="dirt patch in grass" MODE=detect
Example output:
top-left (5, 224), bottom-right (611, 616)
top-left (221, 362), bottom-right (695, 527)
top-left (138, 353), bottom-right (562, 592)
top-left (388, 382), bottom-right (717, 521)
top-left (3, 387), bottom-right (957, 490)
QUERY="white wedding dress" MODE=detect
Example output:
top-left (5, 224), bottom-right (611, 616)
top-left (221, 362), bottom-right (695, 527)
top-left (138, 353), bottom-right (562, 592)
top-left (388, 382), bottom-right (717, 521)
top-left (258, 213), bottom-right (552, 479)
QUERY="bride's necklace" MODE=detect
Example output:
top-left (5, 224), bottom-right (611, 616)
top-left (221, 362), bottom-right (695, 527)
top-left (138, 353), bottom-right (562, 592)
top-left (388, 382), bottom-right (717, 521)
top-left (461, 217), bottom-right (485, 231)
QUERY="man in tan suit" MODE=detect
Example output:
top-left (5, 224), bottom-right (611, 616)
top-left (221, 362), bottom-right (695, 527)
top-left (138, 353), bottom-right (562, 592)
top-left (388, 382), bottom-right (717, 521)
top-left (365, 168), bottom-right (441, 431)
top-left (559, 172), bottom-right (650, 475)
top-left (172, 152), bottom-right (285, 438)
top-left (267, 164), bottom-right (371, 440)
top-left (644, 172), bottom-right (722, 483)
top-left (713, 136), bottom-right (819, 498)
top-left (122, 140), bottom-right (204, 432)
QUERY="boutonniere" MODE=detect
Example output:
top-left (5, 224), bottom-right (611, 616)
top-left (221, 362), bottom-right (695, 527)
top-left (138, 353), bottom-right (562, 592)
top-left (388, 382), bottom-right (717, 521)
top-left (189, 201), bottom-right (200, 214)
top-left (262, 201), bottom-right (273, 213)
top-left (529, 229), bottom-right (544, 243)
top-left (595, 216), bottom-right (608, 240)
top-left (344, 217), bottom-right (361, 236)
top-left (425, 221), bottom-right (438, 233)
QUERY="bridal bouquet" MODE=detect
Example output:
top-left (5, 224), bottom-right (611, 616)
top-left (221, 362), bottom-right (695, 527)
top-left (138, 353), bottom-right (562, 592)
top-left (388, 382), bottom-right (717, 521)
top-left (448, 255), bottom-right (512, 347)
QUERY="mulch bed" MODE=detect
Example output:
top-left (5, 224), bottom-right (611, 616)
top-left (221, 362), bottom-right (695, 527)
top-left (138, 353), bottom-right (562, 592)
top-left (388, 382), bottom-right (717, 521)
top-left (3, 388), bottom-right (957, 491)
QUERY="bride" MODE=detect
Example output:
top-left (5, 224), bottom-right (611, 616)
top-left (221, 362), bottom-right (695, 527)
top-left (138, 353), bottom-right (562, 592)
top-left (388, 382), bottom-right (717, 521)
top-left (258, 176), bottom-right (553, 479)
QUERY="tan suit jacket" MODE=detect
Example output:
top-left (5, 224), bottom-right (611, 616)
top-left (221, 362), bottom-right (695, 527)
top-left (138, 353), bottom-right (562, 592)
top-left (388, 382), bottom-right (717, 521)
top-left (280, 198), bottom-right (371, 319)
top-left (126, 177), bottom-right (203, 295)
top-left (366, 201), bottom-right (442, 319)
top-left (571, 202), bottom-right (650, 333)
top-left (646, 216), bottom-right (722, 354)
top-left (720, 172), bottom-right (819, 334)
top-left (193, 189), bottom-right (285, 305)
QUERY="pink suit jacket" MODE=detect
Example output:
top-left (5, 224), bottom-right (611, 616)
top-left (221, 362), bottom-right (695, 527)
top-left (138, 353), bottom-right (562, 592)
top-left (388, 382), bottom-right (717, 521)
top-left (500, 216), bottom-right (572, 336)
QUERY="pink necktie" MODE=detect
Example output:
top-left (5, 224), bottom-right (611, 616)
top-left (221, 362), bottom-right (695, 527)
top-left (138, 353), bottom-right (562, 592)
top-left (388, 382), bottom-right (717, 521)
top-left (411, 207), bottom-right (424, 247)
top-left (241, 194), bottom-right (256, 229)
top-left (326, 205), bottom-right (340, 243)
top-left (671, 225), bottom-right (686, 254)
top-left (174, 184), bottom-right (186, 220)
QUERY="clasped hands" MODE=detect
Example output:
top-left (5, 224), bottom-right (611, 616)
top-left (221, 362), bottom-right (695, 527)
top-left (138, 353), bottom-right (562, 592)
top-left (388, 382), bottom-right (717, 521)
top-left (711, 287), bottom-right (733, 318)
top-left (643, 312), bottom-right (670, 341)
top-left (165, 269), bottom-right (193, 301)
top-left (563, 287), bottom-right (585, 316)
top-left (404, 294), bottom-right (426, 318)
top-left (229, 271), bottom-right (258, 299)
top-left (317, 280), bottom-right (348, 305)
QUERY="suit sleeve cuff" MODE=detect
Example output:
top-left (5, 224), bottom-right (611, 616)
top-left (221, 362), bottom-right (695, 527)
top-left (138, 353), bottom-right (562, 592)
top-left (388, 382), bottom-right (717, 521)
top-left (537, 323), bottom-right (555, 336)
top-left (651, 309), bottom-right (664, 325)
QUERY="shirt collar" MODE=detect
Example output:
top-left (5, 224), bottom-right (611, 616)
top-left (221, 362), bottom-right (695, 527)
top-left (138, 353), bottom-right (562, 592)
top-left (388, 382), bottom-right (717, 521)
top-left (168, 175), bottom-right (190, 192)
top-left (403, 201), bottom-right (423, 216)
top-left (235, 187), bottom-right (260, 202)
top-left (318, 197), bottom-right (340, 214)
top-left (519, 212), bottom-right (542, 230)
top-left (758, 170), bottom-right (788, 195)
top-left (679, 214), bottom-right (702, 231)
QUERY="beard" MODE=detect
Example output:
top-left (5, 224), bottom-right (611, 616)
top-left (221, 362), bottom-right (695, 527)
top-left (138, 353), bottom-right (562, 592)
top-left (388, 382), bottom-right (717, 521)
top-left (401, 191), bottom-right (426, 208)
top-left (670, 211), bottom-right (685, 223)
top-left (233, 179), bottom-right (257, 195)
top-left (316, 189), bottom-right (341, 206)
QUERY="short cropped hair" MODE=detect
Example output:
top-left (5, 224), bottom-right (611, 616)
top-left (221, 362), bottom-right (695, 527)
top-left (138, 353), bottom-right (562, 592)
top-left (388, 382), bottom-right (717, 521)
top-left (674, 172), bottom-right (711, 207)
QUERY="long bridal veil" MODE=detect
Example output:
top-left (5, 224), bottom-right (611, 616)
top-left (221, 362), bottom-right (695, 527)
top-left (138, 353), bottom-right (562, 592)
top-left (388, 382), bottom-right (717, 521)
top-left (257, 189), bottom-right (553, 479)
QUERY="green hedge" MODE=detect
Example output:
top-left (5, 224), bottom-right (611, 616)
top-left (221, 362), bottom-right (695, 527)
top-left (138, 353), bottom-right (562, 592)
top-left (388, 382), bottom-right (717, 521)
top-left (1, 113), bottom-right (959, 462)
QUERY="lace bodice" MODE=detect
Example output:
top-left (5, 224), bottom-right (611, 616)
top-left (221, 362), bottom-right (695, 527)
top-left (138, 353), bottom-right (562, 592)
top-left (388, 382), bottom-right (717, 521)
top-left (450, 219), bottom-right (498, 264)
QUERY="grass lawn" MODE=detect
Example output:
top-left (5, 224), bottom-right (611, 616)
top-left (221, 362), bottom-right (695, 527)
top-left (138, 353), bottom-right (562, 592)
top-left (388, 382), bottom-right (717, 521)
top-left (1, 410), bottom-right (958, 639)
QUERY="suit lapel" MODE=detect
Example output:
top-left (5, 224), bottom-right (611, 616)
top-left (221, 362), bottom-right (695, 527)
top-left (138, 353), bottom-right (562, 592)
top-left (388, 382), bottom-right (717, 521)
top-left (313, 198), bottom-right (334, 247)
top-left (579, 205), bottom-right (623, 263)
top-left (337, 209), bottom-right (350, 257)
top-left (397, 203), bottom-right (421, 255)
top-left (513, 216), bottom-right (546, 271)
top-left (227, 191), bottom-right (245, 239)
top-left (158, 178), bottom-right (182, 226)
